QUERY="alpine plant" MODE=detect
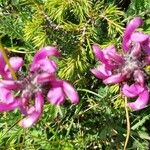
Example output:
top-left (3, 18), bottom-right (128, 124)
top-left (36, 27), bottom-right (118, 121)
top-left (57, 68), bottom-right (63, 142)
top-left (0, 46), bottom-right (79, 128)
top-left (91, 17), bottom-right (150, 111)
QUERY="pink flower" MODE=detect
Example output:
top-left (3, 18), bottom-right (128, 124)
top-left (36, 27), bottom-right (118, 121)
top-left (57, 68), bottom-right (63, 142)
top-left (0, 52), bottom-right (23, 112)
top-left (47, 79), bottom-right (79, 105)
top-left (0, 46), bottom-right (79, 128)
top-left (122, 84), bottom-right (149, 110)
top-left (0, 81), bottom-right (21, 112)
top-left (91, 17), bottom-right (150, 110)
top-left (122, 17), bottom-right (150, 53)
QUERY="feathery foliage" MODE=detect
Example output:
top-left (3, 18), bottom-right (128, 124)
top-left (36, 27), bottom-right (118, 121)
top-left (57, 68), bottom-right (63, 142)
top-left (0, 0), bottom-right (124, 86)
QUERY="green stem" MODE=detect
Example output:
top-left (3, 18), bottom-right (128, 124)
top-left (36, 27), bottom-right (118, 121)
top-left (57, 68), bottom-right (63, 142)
top-left (78, 88), bottom-right (103, 98)
top-left (123, 96), bottom-right (130, 150)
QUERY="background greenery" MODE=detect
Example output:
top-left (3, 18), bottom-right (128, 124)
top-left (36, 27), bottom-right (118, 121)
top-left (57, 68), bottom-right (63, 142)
top-left (0, 0), bottom-right (150, 149)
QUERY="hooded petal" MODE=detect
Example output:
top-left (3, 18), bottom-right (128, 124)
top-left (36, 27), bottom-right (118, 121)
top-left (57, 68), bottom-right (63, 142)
top-left (0, 87), bottom-right (14, 103)
top-left (47, 86), bottom-right (65, 105)
top-left (34, 92), bottom-right (44, 112)
top-left (19, 97), bottom-right (30, 115)
top-left (62, 81), bottom-right (79, 104)
top-left (36, 73), bottom-right (55, 83)
top-left (131, 32), bottom-right (149, 43)
top-left (128, 89), bottom-right (149, 110)
top-left (106, 51), bottom-right (124, 63)
top-left (4, 57), bottom-right (24, 79)
top-left (19, 92), bottom-right (44, 128)
top-left (104, 45), bottom-right (116, 55)
top-left (31, 46), bottom-right (60, 71)
top-left (103, 45), bottom-right (124, 64)
top-left (19, 97), bottom-right (36, 116)
top-left (18, 111), bottom-right (41, 128)
top-left (103, 73), bottom-right (125, 84)
top-left (122, 17), bottom-right (143, 52)
top-left (7, 57), bottom-right (23, 71)
top-left (91, 64), bottom-right (112, 79)
top-left (142, 38), bottom-right (150, 54)
top-left (31, 59), bottom-right (57, 73)
top-left (48, 79), bottom-right (79, 105)
top-left (104, 45), bottom-right (118, 57)
top-left (133, 70), bottom-right (145, 85)
top-left (92, 44), bottom-right (107, 63)
top-left (92, 44), bottom-right (119, 68)
top-left (130, 43), bottom-right (141, 58)
top-left (0, 98), bottom-right (20, 112)
top-left (122, 84), bottom-right (143, 97)
top-left (0, 80), bottom-right (22, 90)
top-left (38, 59), bottom-right (57, 73)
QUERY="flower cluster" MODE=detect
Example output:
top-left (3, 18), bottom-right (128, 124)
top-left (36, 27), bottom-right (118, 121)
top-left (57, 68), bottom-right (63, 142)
top-left (91, 17), bottom-right (150, 110)
top-left (0, 46), bottom-right (79, 128)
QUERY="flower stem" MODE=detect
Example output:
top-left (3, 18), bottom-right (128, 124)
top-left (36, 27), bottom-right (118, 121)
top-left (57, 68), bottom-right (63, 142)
top-left (123, 96), bottom-right (130, 150)
top-left (77, 88), bottom-right (103, 98)
top-left (0, 44), bottom-right (17, 80)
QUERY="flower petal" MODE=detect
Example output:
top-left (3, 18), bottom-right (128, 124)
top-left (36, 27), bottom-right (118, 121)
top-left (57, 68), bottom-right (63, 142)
top-left (130, 43), bottom-right (141, 58)
top-left (91, 64), bottom-right (112, 79)
top-left (0, 87), bottom-right (14, 103)
top-left (92, 44), bottom-right (107, 63)
top-left (104, 45), bottom-right (116, 54)
top-left (133, 70), bottom-right (145, 86)
top-left (19, 92), bottom-right (44, 128)
top-left (106, 51), bottom-right (124, 63)
top-left (104, 45), bottom-right (117, 56)
top-left (19, 98), bottom-right (36, 116)
top-left (142, 38), bottom-right (150, 54)
top-left (18, 111), bottom-right (41, 128)
top-left (31, 59), bottom-right (57, 73)
top-left (36, 73), bottom-right (55, 83)
top-left (122, 83), bottom-right (145, 97)
top-left (0, 80), bottom-right (21, 90)
top-left (0, 98), bottom-right (20, 112)
top-left (9, 57), bottom-right (24, 71)
top-left (47, 86), bottom-right (65, 105)
top-left (19, 97), bottom-right (30, 115)
top-left (4, 57), bottom-right (24, 79)
top-left (123, 84), bottom-right (138, 97)
top-left (92, 44), bottom-right (119, 69)
top-left (103, 45), bottom-right (124, 64)
top-left (31, 46), bottom-right (60, 71)
top-left (62, 81), bottom-right (79, 104)
top-left (122, 17), bottom-right (143, 52)
top-left (128, 89), bottom-right (149, 110)
top-left (35, 92), bottom-right (44, 112)
top-left (131, 32), bottom-right (149, 43)
top-left (103, 73), bottom-right (125, 84)
top-left (91, 68), bottom-right (108, 79)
